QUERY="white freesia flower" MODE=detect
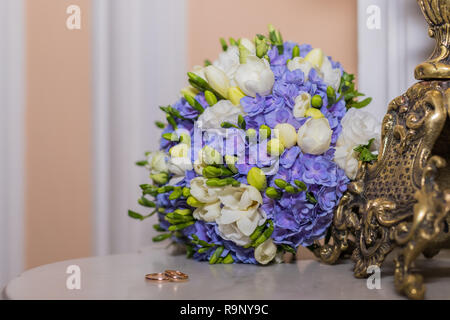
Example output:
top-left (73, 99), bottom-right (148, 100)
top-left (297, 118), bottom-right (332, 155)
top-left (274, 123), bottom-right (297, 149)
top-left (334, 108), bottom-right (381, 179)
top-left (235, 56), bottom-right (274, 97)
top-left (293, 92), bottom-right (311, 118)
top-left (204, 65), bottom-right (231, 98)
top-left (213, 46), bottom-right (240, 83)
top-left (333, 146), bottom-right (360, 180)
top-left (239, 38), bottom-right (256, 55)
top-left (192, 65), bottom-right (206, 80)
top-left (167, 143), bottom-right (192, 176)
top-left (146, 151), bottom-right (169, 174)
top-left (287, 57), bottom-right (313, 80)
top-left (254, 238), bottom-right (277, 265)
top-left (191, 179), bottom-right (266, 246)
top-left (338, 107), bottom-right (381, 148)
top-left (193, 201), bottom-right (221, 222)
top-left (216, 184), bottom-right (266, 246)
top-left (168, 157), bottom-right (193, 176)
top-left (321, 56), bottom-right (341, 91)
top-left (190, 177), bottom-right (223, 204)
top-left (197, 99), bottom-right (244, 130)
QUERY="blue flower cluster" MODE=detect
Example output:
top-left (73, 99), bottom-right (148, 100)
top-left (131, 31), bottom-right (361, 265)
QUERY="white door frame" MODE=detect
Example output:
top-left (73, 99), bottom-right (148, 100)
top-left (0, 0), bottom-right (25, 289)
top-left (357, 0), bottom-right (433, 121)
top-left (92, 0), bottom-right (187, 255)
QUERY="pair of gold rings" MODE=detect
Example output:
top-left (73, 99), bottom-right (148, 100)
top-left (145, 270), bottom-right (189, 282)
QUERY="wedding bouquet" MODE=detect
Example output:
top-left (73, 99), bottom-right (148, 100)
top-left (129, 25), bottom-right (380, 265)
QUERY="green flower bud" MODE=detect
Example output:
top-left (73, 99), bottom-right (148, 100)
top-left (138, 197), bottom-right (156, 208)
top-left (294, 180), bottom-right (307, 191)
top-left (179, 133), bottom-right (191, 145)
top-left (184, 93), bottom-right (204, 114)
top-left (168, 221), bottom-right (195, 231)
top-left (166, 115), bottom-right (177, 129)
top-left (209, 246), bottom-right (224, 264)
top-left (247, 167), bottom-right (267, 191)
top-left (239, 43), bottom-right (251, 64)
top-left (224, 155), bottom-right (238, 173)
top-left (174, 208), bottom-right (192, 216)
top-left (292, 45), bottom-right (300, 58)
top-left (255, 36), bottom-right (269, 58)
top-left (326, 86), bottom-right (335, 98)
top-left (155, 121), bottom-right (165, 129)
top-left (259, 125), bottom-right (271, 140)
top-left (274, 179), bottom-right (287, 189)
top-left (180, 86), bottom-right (199, 100)
top-left (152, 233), bottom-right (171, 242)
top-left (267, 138), bottom-right (285, 156)
top-left (246, 128), bottom-right (257, 140)
top-left (252, 220), bottom-right (274, 247)
top-left (311, 95), bottom-right (323, 108)
top-left (222, 253), bottom-right (234, 264)
top-left (162, 132), bottom-right (179, 142)
top-left (182, 187), bottom-right (191, 198)
top-left (187, 196), bottom-right (204, 208)
top-left (265, 187), bottom-right (281, 199)
top-left (187, 71), bottom-right (209, 89)
top-left (169, 188), bottom-right (182, 200)
top-left (203, 166), bottom-right (222, 178)
top-left (285, 185), bottom-right (296, 193)
top-left (204, 90), bottom-right (217, 106)
top-left (150, 172), bottom-right (169, 185)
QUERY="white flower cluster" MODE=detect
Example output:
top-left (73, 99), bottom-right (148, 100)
top-left (334, 108), bottom-right (381, 179)
top-left (190, 177), bottom-right (276, 264)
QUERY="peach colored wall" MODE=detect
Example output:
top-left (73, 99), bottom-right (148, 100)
top-left (25, 0), bottom-right (92, 268)
top-left (188, 0), bottom-right (357, 75)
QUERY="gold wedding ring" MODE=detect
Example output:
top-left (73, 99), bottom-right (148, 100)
top-left (145, 270), bottom-right (189, 282)
top-left (145, 272), bottom-right (171, 282)
top-left (165, 270), bottom-right (189, 281)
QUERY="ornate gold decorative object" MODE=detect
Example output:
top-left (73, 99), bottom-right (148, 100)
top-left (316, 0), bottom-right (450, 299)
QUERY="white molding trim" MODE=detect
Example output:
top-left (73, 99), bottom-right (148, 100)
top-left (0, 0), bottom-right (25, 288)
top-left (357, 0), bottom-right (433, 122)
top-left (92, 0), bottom-right (187, 255)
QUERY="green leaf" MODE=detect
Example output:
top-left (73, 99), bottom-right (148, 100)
top-left (238, 115), bottom-right (246, 130)
top-left (306, 192), bottom-right (317, 204)
top-left (152, 233), bottom-right (171, 242)
top-left (350, 97), bottom-right (372, 109)
top-left (281, 244), bottom-right (297, 255)
top-left (135, 160), bottom-right (148, 166)
top-left (138, 197), bottom-right (156, 208)
top-left (209, 246), bottom-right (224, 264)
top-left (220, 122), bottom-right (239, 129)
top-left (204, 59), bottom-right (212, 67)
top-left (153, 224), bottom-right (165, 232)
top-left (354, 138), bottom-right (378, 162)
top-left (155, 121), bottom-right (165, 129)
top-left (128, 210), bottom-right (143, 220)
top-left (220, 38), bottom-right (228, 51)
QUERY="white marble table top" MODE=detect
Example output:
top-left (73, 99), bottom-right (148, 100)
top-left (4, 246), bottom-right (450, 300)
